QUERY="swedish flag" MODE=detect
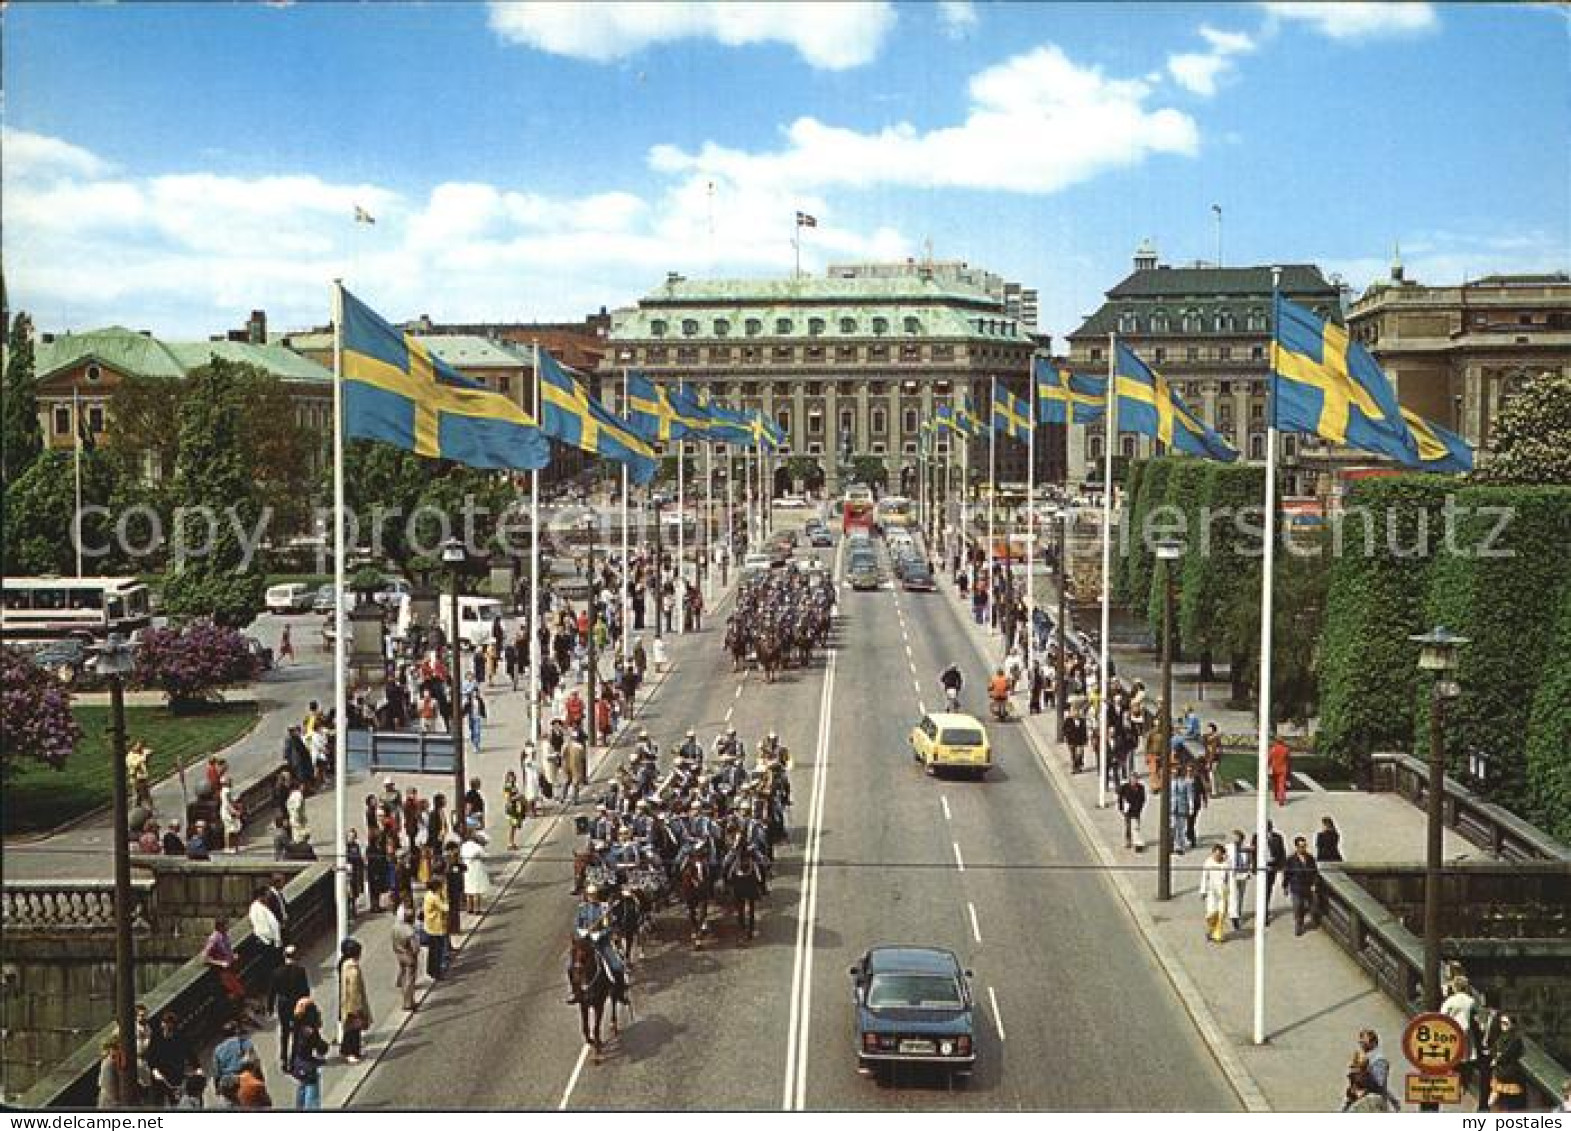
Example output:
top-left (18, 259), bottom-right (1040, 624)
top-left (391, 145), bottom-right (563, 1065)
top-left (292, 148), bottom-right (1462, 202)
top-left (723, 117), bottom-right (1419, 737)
top-left (703, 403), bottom-right (755, 446)
top-left (1035, 357), bottom-right (1106, 425)
top-left (340, 287), bottom-right (549, 471)
top-left (992, 385), bottom-right (1033, 442)
top-left (626, 373), bottom-right (711, 444)
top-left (751, 410), bottom-right (786, 451)
top-left (1401, 409), bottom-right (1474, 473)
top-left (1114, 343), bottom-right (1238, 462)
top-left (934, 404), bottom-right (955, 433)
top-left (1271, 295), bottom-right (1417, 463)
top-left (538, 350), bottom-right (657, 484)
top-left (956, 394), bottom-right (984, 437)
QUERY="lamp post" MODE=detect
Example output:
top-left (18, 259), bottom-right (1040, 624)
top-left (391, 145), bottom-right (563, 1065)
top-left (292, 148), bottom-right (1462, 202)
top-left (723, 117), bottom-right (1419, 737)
top-left (584, 514), bottom-right (599, 748)
top-left (442, 537), bottom-right (467, 830)
top-left (1409, 626), bottom-right (1467, 1014)
top-left (650, 490), bottom-right (665, 642)
top-left (1155, 538), bottom-right (1185, 901)
top-left (1054, 507), bottom-right (1069, 741)
top-left (97, 632), bottom-right (139, 1105)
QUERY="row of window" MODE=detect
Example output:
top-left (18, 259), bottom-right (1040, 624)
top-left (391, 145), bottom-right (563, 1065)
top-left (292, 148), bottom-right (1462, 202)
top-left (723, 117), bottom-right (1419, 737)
top-left (1087, 434), bottom-right (1298, 461)
top-left (50, 403), bottom-right (105, 435)
top-left (638, 342), bottom-right (977, 365)
top-left (1086, 343), bottom-right (1267, 364)
top-left (651, 314), bottom-right (927, 339)
top-left (689, 378), bottom-right (958, 399)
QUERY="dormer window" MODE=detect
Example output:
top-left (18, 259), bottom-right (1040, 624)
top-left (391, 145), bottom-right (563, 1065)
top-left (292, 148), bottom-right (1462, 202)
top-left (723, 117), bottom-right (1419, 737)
top-left (839, 317), bottom-right (856, 334)
top-left (808, 317), bottom-right (825, 337)
top-left (1151, 311), bottom-right (1169, 333)
top-left (871, 317), bottom-right (889, 336)
top-left (714, 319), bottom-right (730, 337)
top-left (1119, 312), bottom-right (1138, 334)
top-left (776, 318), bottom-right (793, 335)
top-left (902, 316), bottom-right (920, 335)
top-left (651, 320), bottom-right (668, 338)
top-left (1182, 310), bottom-right (1201, 333)
top-left (682, 319), bottom-right (699, 337)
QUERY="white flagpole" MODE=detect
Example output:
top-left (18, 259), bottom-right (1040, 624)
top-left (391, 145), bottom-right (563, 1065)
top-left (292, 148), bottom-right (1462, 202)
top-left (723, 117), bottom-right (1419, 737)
top-left (677, 437), bottom-right (686, 635)
top-left (1026, 397), bottom-right (1036, 674)
top-left (529, 343), bottom-right (542, 752)
top-left (330, 281), bottom-right (349, 943)
top-left (725, 444), bottom-right (734, 563)
top-left (1253, 268), bottom-right (1283, 1046)
top-left (988, 376), bottom-right (997, 631)
top-left (705, 442), bottom-right (715, 603)
top-left (73, 388), bottom-right (84, 579)
top-left (1096, 331), bottom-right (1117, 809)
top-left (621, 370), bottom-right (631, 656)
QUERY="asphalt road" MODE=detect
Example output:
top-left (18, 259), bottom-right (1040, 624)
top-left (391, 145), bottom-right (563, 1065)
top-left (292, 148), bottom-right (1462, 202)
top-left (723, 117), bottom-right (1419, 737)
top-left (350, 531), bottom-right (1238, 1111)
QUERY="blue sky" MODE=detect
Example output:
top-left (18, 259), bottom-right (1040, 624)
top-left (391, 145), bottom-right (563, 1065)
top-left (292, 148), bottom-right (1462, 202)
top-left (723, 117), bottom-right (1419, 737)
top-left (3, 2), bottom-right (1567, 343)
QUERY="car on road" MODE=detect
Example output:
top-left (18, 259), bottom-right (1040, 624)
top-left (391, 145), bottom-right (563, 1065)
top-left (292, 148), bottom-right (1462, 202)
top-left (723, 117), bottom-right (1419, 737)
top-left (850, 946), bottom-right (976, 1083)
top-left (774, 495), bottom-right (811, 510)
top-left (310, 584), bottom-right (340, 615)
top-left (806, 524), bottom-right (834, 547)
top-left (909, 711), bottom-right (992, 777)
top-left (901, 561), bottom-right (936, 592)
top-left (742, 551), bottom-right (775, 577)
top-left (265, 582), bottom-right (315, 614)
top-left (848, 556), bottom-right (881, 590)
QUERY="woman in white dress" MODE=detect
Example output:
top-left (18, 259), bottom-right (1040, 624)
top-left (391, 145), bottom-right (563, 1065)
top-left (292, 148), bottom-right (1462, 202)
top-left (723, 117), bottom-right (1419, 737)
top-left (521, 746), bottom-right (542, 818)
top-left (219, 778), bottom-right (243, 853)
top-left (460, 835), bottom-right (490, 914)
top-left (1199, 842), bottom-right (1232, 944)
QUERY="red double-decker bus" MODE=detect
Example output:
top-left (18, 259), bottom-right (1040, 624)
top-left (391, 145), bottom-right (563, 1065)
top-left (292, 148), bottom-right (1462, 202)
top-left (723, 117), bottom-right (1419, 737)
top-left (842, 485), bottom-right (875, 535)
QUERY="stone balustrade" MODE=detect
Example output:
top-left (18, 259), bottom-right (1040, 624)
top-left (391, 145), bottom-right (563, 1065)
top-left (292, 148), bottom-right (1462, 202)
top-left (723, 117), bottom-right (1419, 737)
top-left (3, 880), bottom-right (155, 934)
top-left (1372, 751), bottom-right (1571, 864)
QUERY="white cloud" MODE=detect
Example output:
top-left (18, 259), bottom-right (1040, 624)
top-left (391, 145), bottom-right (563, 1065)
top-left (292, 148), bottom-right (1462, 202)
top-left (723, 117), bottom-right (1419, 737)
top-left (2, 126), bottom-right (108, 180)
top-left (1259, 2), bottom-right (1438, 40)
top-left (1167, 23), bottom-right (1255, 97)
top-left (937, 1), bottom-right (977, 38)
top-left (1323, 229), bottom-right (1568, 297)
top-left (486, 1), bottom-right (896, 70)
top-left (652, 44), bottom-right (1198, 196)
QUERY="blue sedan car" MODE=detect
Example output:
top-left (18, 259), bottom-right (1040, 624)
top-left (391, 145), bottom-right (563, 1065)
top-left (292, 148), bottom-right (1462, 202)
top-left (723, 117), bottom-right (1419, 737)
top-left (850, 946), bottom-right (976, 1082)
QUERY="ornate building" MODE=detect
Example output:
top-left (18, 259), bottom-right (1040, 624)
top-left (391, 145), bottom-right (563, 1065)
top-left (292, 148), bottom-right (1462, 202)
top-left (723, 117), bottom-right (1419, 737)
top-left (1348, 264), bottom-right (1571, 450)
top-left (1064, 241), bottom-right (1344, 491)
top-left (602, 270), bottom-right (1043, 496)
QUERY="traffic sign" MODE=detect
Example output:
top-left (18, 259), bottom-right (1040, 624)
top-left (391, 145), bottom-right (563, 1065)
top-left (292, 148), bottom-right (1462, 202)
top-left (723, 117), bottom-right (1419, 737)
top-left (1406, 1073), bottom-right (1463, 1105)
top-left (1402, 1012), bottom-right (1468, 1075)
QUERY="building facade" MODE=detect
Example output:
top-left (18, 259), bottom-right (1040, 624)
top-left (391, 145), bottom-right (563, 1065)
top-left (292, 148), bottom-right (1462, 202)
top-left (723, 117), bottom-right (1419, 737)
top-left (1348, 265), bottom-right (1571, 450)
top-left (1064, 241), bottom-right (1344, 491)
top-left (602, 270), bottom-right (1043, 496)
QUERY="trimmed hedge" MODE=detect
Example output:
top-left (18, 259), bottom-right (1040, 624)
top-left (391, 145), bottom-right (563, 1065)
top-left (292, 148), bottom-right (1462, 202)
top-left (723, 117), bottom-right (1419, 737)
top-left (1120, 457), bottom-right (1172, 621)
top-left (1146, 458), bottom-right (1210, 643)
top-left (1315, 475), bottom-right (1456, 777)
top-left (1113, 458), bottom-right (1146, 605)
top-left (1419, 485), bottom-right (1571, 815)
top-left (1180, 463), bottom-right (1266, 696)
top-left (1524, 579), bottom-right (1571, 844)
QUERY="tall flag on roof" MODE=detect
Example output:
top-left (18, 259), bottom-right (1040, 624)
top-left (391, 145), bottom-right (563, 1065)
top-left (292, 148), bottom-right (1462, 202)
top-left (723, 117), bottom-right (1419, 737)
top-left (1270, 295), bottom-right (1417, 463)
top-left (795, 211), bottom-right (817, 228)
top-left (1113, 343), bottom-right (1238, 462)
top-left (991, 384), bottom-right (1033, 442)
top-left (1035, 357), bottom-right (1107, 424)
top-left (538, 350), bottom-right (657, 483)
top-left (339, 287), bottom-right (549, 471)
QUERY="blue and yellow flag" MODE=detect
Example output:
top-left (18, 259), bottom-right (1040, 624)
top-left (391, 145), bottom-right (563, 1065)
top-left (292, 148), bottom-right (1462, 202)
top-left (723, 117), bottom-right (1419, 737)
top-left (749, 410), bottom-right (786, 451)
top-left (625, 373), bottom-right (711, 443)
top-left (340, 287), bottom-right (549, 471)
top-left (538, 351), bottom-right (657, 484)
top-left (1113, 344), bottom-right (1238, 462)
top-left (934, 404), bottom-right (955, 433)
top-left (1035, 357), bottom-right (1107, 425)
top-left (703, 403), bottom-right (755, 446)
top-left (992, 384), bottom-right (1033, 442)
top-left (1400, 409), bottom-right (1474, 473)
top-left (956, 393), bottom-right (983, 437)
top-left (1271, 295), bottom-right (1417, 463)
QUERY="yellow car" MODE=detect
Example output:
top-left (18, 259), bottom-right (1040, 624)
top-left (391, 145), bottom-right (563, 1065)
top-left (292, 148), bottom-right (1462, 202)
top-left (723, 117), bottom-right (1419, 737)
top-left (909, 712), bottom-right (992, 778)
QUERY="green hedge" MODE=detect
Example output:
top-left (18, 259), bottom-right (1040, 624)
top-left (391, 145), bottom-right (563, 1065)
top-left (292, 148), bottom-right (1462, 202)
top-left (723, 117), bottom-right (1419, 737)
top-left (1315, 475), bottom-right (1456, 776)
top-left (1114, 459), bottom-right (1146, 605)
top-left (1120, 457), bottom-right (1172, 618)
top-left (1419, 485), bottom-right (1571, 814)
top-left (1146, 459), bottom-right (1209, 643)
top-left (1524, 579), bottom-right (1571, 843)
top-left (1179, 463), bottom-right (1265, 685)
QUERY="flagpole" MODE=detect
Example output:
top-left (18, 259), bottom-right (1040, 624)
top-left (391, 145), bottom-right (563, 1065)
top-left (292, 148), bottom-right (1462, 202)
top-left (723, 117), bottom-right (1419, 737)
top-left (530, 343), bottom-right (542, 754)
top-left (725, 444), bottom-right (734, 564)
top-left (73, 388), bottom-right (84, 578)
top-left (705, 442), bottom-right (715, 604)
top-left (988, 376), bottom-right (997, 630)
top-left (1026, 397), bottom-right (1036, 675)
top-left (1096, 331), bottom-right (1117, 809)
top-left (677, 437), bottom-right (686, 635)
top-left (1253, 268), bottom-right (1283, 1046)
top-left (330, 281), bottom-right (349, 944)
top-left (621, 370), bottom-right (631, 657)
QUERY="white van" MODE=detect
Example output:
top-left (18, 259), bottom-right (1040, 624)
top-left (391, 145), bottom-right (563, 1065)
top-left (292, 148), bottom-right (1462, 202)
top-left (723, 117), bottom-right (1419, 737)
top-left (394, 593), bottom-right (509, 648)
top-left (264, 582), bottom-right (313, 614)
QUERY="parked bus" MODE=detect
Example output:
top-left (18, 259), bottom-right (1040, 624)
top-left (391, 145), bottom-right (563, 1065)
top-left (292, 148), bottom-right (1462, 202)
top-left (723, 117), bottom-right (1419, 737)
top-left (1, 577), bottom-right (153, 643)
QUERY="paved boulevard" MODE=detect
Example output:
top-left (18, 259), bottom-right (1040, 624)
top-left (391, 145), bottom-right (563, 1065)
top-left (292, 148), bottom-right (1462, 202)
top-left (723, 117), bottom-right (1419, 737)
top-left (351, 534), bottom-right (1239, 1111)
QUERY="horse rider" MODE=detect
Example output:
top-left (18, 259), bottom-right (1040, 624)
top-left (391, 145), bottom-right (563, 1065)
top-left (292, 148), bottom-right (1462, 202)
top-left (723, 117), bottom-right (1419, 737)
top-left (677, 729), bottom-right (704, 767)
top-left (608, 825), bottom-right (643, 876)
top-left (634, 728), bottom-right (658, 763)
top-left (676, 803), bottom-right (718, 868)
top-left (629, 797), bottom-right (656, 841)
top-left (715, 751), bottom-right (748, 795)
top-left (590, 803), bottom-right (619, 844)
top-left (630, 748), bottom-right (659, 797)
top-left (712, 725), bottom-right (742, 762)
top-left (566, 884), bottom-right (628, 1005)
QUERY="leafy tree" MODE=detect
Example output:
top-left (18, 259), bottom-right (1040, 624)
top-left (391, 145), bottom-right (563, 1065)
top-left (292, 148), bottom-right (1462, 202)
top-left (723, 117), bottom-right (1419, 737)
top-left (1180, 463), bottom-right (1266, 704)
top-left (2, 449), bottom-right (118, 575)
top-left (1475, 370), bottom-right (1571, 486)
top-left (160, 359), bottom-right (268, 628)
top-left (1222, 529), bottom-right (1331, 727)
top-left (2, 312), bottom-right (43, 487)
top-left (102, 372), bottom-right (181, 485)
top-left (784, 455), bottom-right (824, 493)
top-left (0, 645), bottom-right (82, 785)
top-left (849, 454), bottom-right (888, 491)
top-left (1146, 459), bottom-right (1209, 651)
top-left (135, 620), bottom-right (257, 707)
top-left (1524, 579), bottom-right (1571, 843)
top-left (1120, 457), bottom-right (1172, 621)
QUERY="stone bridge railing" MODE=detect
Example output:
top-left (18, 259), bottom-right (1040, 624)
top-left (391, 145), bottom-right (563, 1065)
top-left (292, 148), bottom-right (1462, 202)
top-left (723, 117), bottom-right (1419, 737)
top-left (2, 880), bottom-right (155, 934)
top-left (1372, 752), bottom-right (1571, 864)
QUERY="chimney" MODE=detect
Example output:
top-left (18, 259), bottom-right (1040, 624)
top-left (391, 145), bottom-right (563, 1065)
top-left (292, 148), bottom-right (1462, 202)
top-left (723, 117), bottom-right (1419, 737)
top-left (247, 309), bottom-right (267, 344)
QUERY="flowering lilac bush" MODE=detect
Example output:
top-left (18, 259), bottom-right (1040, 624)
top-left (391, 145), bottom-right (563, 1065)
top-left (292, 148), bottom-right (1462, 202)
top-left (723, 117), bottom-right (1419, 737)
top-left (0, 646), bottom-right (83, 784)
top-left (135, 619), bottom-right (257, 706)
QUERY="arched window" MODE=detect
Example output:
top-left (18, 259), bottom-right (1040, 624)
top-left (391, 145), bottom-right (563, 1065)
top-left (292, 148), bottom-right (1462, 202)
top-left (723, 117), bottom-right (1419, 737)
top-left (745, 319), bottom-right (762, 337)
top-left (775, 318), bottom-right (793, 335)
top-left (682, 319), bottom-right (699, 337)
top-left (839, 317), bottom-right (856, 334)
top-left (713, 319), bottom-right (730, 337)
top-left (808, 317), bottom-right (825, 337)
top-left (903, 316), bottom-right (921, 335)
top-left (651, 320), bottom-right (668, 338)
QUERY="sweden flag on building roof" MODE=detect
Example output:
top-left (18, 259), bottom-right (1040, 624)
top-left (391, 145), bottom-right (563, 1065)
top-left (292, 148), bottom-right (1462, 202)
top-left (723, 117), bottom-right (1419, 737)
top-left (538, 350), bottom-right (657, 483)
top-left (1401, 408), bottom-right (1474, 473)
top-left (1035, 357), bottom-right (1107, 425)
top-left (1114, 343), bottom-right (1238, 462)
top-left (1271, 294), bottom-right (1418, 463)
top-left (992, 384), bottom-right (1033, 442)
top-left (339, 286), bottom-right (549, 471)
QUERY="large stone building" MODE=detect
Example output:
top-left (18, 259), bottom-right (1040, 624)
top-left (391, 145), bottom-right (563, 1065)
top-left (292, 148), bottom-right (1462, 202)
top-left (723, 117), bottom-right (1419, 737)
top-left (1347, 263), bottom-right (1571, 450)
top-left (1064, 241), bottom-right (1344, 491)
top-left (602, 270), bottom-right (1043, 496)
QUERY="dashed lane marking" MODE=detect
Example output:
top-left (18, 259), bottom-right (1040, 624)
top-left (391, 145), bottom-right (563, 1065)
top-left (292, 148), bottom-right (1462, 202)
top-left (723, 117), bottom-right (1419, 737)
top-left (559, 1043), bottom-right (590, 1109)
top-left (988, 987), bottom-right (1007, 1042)
top-left (941, 795), bottom-right (951, 821)
top-left (968, 901), bottom-right (982, 944)
top-left (952, 841), bottom-right (966, 873)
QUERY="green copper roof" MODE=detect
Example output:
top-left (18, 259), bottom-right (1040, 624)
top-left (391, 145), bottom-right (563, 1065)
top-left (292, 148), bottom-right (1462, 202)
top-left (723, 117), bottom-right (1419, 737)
top-left (166, 340), bottom-right (331, 384)
top-left (414, 334), bottom-right (526, 368)
top-left (36, 326), bottom-right (330, 384)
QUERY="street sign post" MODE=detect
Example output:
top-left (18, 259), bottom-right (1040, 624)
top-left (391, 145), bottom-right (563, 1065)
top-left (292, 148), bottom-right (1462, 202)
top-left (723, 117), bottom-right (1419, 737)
top-left (1405, 1074), bottom-right (1463, 1106)
top-left (1402, 1012), bottom-right (1468, 1112)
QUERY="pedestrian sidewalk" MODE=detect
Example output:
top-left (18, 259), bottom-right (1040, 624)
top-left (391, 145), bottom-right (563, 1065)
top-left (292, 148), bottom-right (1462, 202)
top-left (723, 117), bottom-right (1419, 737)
top-left (940, 569), bottom-right (1471, 1113)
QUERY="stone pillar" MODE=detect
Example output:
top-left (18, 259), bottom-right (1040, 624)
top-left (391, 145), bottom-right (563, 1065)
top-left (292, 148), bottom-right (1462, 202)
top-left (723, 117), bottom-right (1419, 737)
top-left (826, 378), bottom-right (842, 495)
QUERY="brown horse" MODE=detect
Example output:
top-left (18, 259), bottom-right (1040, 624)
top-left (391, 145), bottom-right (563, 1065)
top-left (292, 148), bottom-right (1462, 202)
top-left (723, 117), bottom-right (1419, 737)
top-left (677, 853), bottom-right (714, 948)
top-left (568, 933), bottom-right (619, 1062)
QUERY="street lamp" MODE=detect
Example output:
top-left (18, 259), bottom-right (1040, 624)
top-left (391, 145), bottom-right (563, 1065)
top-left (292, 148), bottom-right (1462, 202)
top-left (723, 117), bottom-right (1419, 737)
top-left (1154, 537), bottom-right (1185, 901)
top-left (1409, 625), bottom-right (1467, 1014)
top-left (583, 515), bottom-right (599, 748)
top-left (650, 490), bottom-right (665, 642)
top-left (97, 632), bottom-right (139, 1105)
top-left (442, 537), bottom-right (467, 830)
top-left (1054, 507), bottom-right (1070, 741)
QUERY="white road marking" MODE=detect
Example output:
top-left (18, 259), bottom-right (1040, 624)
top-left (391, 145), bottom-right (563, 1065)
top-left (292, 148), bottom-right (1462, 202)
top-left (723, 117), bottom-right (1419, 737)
top-left (783, 641), bottom-right (839, 1110)
top-left (952, 841), bottom-right (966, 872)
top-left (917, 699), bottom-right (926, 715)
top-left (912, 678), bottom-right (922, 695)
top-left (968, 902), bottom-right (982, 944)
top-left (724, 705), bottom-right (734, 722)
top-left (987, 986), bottom-right (1007, 1042)
top-left (559, 1043), bottom-right (590, 1109)
top-left (904, 643), bottom-right (913, 658)
top-left (941, 796), bottom-right (951, 821)
top-left (735, 685), bottom-right (743, 698)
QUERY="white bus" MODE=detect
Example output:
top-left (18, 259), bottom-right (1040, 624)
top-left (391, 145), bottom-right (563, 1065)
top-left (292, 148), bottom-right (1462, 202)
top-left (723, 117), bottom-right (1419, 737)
top-left (1, 577), bottom-right (153, 643)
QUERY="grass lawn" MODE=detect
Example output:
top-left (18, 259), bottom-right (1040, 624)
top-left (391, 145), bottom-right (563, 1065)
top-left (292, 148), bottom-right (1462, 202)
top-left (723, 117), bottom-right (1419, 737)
top-left (1216, 751), bottom-right (1354, 792)
top-left (2, 701), bottom-right (260, 837)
